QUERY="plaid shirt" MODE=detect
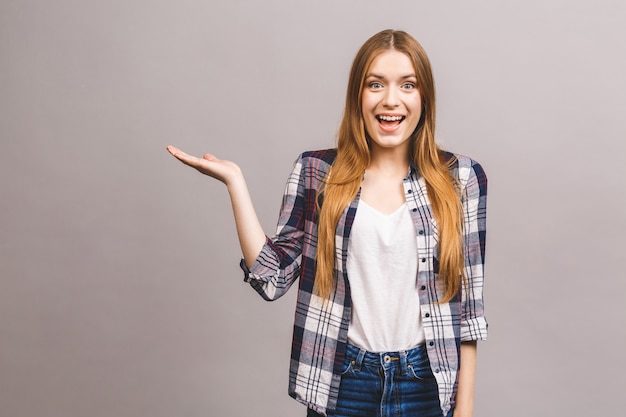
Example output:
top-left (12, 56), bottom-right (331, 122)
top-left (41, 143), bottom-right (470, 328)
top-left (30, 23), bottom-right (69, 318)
top-left (241, 148), bottom-right (488, 416)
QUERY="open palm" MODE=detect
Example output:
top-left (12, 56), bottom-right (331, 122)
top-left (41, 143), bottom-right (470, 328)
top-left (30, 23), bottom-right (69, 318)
top-left (166, 145), bottom-right (242, 185)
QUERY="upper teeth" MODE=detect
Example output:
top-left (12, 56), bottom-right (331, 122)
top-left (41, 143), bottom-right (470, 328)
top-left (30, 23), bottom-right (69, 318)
top-left (378, 115), bottom-right (403, 121)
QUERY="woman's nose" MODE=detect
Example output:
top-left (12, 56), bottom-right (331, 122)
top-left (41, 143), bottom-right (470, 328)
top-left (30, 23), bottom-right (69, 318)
top-left (382, 87), bottom-right (400, 107)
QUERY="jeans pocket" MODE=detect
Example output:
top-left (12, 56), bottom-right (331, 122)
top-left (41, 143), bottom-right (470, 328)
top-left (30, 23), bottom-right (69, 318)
top-left (340, 356), bottom-right (357, 376)
top-left (406, 356), bottom-right (436, 382)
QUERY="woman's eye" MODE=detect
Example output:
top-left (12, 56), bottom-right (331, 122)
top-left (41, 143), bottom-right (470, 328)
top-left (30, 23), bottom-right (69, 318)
top-left (369, 82), bottom-right (383, 89)
top-left (402, 83), bottom-right (416, 90)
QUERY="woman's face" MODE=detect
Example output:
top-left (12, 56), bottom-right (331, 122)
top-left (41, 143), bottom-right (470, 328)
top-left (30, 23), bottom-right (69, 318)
top-left (361, 50), bottom-right (422, 154)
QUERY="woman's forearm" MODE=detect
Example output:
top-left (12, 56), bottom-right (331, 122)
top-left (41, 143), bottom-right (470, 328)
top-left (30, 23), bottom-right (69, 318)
top-left (226, 175), bottom-right (267, 268)
top-left (454, 341), bottom-right (477, 417)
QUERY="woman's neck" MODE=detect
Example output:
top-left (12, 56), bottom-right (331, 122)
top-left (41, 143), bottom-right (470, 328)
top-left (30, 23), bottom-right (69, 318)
top-left (367, 147), bottom-right (410, 178)
top-left (361, 148), bottom-right (409, 214)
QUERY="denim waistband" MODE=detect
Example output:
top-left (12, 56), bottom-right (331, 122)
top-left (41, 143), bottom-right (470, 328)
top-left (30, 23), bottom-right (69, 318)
top-left (345, 342), bottom-right (428, 371)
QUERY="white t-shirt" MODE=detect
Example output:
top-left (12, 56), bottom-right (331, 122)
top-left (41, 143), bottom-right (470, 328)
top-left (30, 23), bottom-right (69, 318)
top-left (346, 200), bottom-right (425, 352)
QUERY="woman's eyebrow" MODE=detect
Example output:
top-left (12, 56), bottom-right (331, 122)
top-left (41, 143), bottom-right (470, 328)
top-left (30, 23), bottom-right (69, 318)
top-left (365, 73), bottom-right (417, 80)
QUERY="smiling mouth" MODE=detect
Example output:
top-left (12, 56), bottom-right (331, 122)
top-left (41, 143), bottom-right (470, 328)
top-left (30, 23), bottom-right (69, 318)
top-left (376, 115), bottom-right (405, 131)
top-left (376, 115), bottom-right (405, 122)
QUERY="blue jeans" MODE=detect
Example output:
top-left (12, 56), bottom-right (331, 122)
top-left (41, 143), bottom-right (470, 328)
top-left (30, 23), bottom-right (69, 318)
top-left (308, 342), bottom-right (448, 417)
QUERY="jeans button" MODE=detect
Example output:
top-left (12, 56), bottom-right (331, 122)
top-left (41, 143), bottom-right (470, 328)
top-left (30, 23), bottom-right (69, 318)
top-left (384, 355), bottom-right (391, 363)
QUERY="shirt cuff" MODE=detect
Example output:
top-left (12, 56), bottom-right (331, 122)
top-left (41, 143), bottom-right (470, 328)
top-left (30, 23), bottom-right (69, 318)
top-left (460, 317), bottom-right (488, 342)
top-left (239, 237), bottom-right (280, 283)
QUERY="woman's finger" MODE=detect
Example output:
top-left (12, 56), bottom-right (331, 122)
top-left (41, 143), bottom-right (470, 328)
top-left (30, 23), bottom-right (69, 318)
top-left (202, 153), bottom-right (220, 163)
top-left (167, 146), bottom-right (204, 167)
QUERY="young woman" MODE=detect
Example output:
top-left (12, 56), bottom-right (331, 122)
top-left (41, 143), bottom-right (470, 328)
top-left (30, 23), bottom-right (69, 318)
top-left (167, 29), bottom-right (487, 417)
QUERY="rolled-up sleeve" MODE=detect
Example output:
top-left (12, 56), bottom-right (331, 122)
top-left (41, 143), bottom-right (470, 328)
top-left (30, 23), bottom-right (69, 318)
top-left (240, 154), bottom-right (307, 301)
top-left (459, 159), bottom-right (488, 341)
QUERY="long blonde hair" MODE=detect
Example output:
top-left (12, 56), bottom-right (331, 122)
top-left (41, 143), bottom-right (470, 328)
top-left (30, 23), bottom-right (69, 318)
top-left (315, 29), bottom-right (464, 303)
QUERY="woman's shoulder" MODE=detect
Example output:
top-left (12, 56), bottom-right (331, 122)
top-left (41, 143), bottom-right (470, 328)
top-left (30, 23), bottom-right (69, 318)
top-left (286, 149), bottom-right (337, 186)
top-left (442, 150), bottom-right (487, 185)
top-left (441, 150), bottom-right (482, 169)
top-left (299, 148), bottom-right (338, 164)
top-left (294, 148), bottom-right (338, 173)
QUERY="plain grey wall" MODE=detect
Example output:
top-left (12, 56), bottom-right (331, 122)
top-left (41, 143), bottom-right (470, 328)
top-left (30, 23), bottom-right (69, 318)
top-left (1, 0), bottom-right (624, 416)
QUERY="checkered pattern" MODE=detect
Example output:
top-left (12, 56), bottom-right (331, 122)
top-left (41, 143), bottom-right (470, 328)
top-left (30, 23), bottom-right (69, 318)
top-left (241, 149), bottom-right (488, 416)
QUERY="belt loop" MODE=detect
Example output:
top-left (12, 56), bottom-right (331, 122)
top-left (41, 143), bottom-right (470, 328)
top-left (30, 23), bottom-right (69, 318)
top-left (399, 350), bottom-right (408, 376)
top-left (354, 348), bottom-right (366, 372)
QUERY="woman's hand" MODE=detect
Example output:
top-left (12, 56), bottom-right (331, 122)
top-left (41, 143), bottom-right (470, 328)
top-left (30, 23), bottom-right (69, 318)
top-left (166, 145), bottom-right (243, 186)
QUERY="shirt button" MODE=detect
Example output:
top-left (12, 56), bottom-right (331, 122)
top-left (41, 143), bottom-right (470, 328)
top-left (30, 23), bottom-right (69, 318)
top-left (420, 285), bottom-right (426, 290)
top-left (412, 208), bottom-right (417, 212)
top-left (418, 230), bottom-right (424, 235)
top-left (425, 313), bottom-right (430, 318)
top-left (421, 258), bottom-right (426, 262)
top-left (429, 341), bottom-right (434, 346)
top-left (407, 189), bottom-right (412, 193)
top-left (434, 368), bottom-right (440, 373)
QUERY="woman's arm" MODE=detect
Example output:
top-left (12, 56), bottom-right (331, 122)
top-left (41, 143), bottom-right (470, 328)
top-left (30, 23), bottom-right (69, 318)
top-left (166, 146), bottom-right (266, 267)
top-left (454, 341), bottom-right (477, 417)
top-left (456, 157), bottom-right (487, 416)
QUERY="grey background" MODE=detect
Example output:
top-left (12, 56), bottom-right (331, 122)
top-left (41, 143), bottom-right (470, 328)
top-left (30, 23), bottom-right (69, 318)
top-left (1, 0), bottom-right (624, 416)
